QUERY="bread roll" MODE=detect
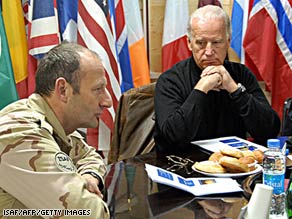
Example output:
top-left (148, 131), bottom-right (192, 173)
top-left (253, 150), bottom-right (264, 164)
top-left (238, 156), bottom-right (257, 171)
top-left (208, 152), bottom-right (224, 162)
top-left (193, 161), bottom-right (226, 173)
top-left (219, 156), bottom-right (249, 173)
top-left (241, 150), bottom-right (256, 159)
top-left (220, 148), bottom-right (243, 159)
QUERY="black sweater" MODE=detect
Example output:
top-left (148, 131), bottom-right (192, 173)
top-left (154, 57), bottom-right (281, 153)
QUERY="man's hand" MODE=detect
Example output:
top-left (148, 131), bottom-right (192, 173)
top-left (195, 72), bottom-right (222, 93)
top-left (82, 173), bottom-right (103, 199)
top-left (200, 65), bottom-right (238, 93)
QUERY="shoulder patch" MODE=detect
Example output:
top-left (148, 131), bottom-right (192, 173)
top-left (55, 152), bottom-right (77, 172)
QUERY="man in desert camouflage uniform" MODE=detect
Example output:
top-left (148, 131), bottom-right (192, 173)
top-left (0, 42), bottom-right (112, 218)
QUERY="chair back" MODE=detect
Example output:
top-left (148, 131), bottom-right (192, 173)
top-left (108, 83), bottom-right (156, 163)
top-left (282, 98), bottom-right (292, 136)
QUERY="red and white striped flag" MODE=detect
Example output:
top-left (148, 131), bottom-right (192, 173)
top-left (77, 0), bottom-right (122, 152)
top-left (162, 0), bottom-right (191, 72)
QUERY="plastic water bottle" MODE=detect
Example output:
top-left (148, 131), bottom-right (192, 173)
top-left (263, 139), bottom-right (286, 218)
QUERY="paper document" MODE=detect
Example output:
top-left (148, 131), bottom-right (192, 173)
top-left (191, 136), bottom-right (267, 153)
top-left (145, 164), bottom-right (243, 196)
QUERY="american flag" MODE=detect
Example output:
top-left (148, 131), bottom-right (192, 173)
top-left (77, 0), bottom-right (122, 152)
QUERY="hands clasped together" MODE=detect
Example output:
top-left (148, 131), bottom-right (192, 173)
top-left (195, 65), bottom-right (238, 94)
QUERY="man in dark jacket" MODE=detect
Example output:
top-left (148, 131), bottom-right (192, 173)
top-left (154, 5), bottom-right (280, 153)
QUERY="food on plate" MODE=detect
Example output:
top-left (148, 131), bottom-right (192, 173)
top-left (220, 148), bottom-right (243, 159)
top-left (193, 161), bottom-right (227, 173)
top-left (241, 150), bottom-right (257, 159)
top-left (219, 156), bottom-right (249, 173)
top-left (194, 148), bottom-right (263, 174)
top-left (208, 152), bottom-right (224, 162)
top-left (238, 156), bottom-right (257, 171)
top-left (253, 149), bottom-right (264, 164)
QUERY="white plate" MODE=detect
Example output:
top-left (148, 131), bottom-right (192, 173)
top-left (192, 164), bottom-right (262, 178)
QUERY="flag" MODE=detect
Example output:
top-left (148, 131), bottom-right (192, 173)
top-left (22, 0), bottom-right (29, 34)
top-left (123, 0), bottom-right (150, 87)
top-left (198, 0), bottom-right (222, 7)
top-left (0, 11), bottom-right (18, 109)
top-left (77, 0), bottom-right (121, 151)
top-left (108, 0), bottom-right (133, 92)
top-left (28, 0), bottom-right (60, 60)
top-left (230, 0), bottom-right (250, 63)
top-left (26, 0), bottom-right (60, 94)
top-left (243, 0), bottom-right (292, 118)
top-left (57, 0), bottom-right (78, 42)
top-left (22, 0), bottom-right (37, 96)
top-left (162, 0), bottom-right (191, 72)
top-left (2, 0), bottom-right (28, 99)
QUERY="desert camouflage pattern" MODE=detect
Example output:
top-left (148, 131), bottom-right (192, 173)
top-left (0, 94), bottom-right (109, 219)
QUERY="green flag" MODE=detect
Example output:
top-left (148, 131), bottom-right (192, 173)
top-left (0, 11), bottom-right (18, 110)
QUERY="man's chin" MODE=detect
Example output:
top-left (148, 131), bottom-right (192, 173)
top-left (201, 61), bottom-right (221, 68)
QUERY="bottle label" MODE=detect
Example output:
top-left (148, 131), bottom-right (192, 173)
top-left (263, 173), bottom-right (285, 194)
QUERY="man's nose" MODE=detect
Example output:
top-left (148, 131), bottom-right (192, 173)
top-left (205, 42), bottom-right (214, 55)
top-left (101, 88), bottom-right (113, 108)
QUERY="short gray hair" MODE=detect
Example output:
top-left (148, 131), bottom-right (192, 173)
top-left (35, 41), bottom-right (101, 96)
top-left (187, 5), bottom-right (231, 40)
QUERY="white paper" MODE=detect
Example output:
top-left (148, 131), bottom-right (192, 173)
top-left (191, 136), bottom-right (267, 153)
top-left (145, 164), bottom-right (243, 196)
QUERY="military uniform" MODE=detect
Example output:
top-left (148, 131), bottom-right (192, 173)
top-left (0, 94), bottom-right (109, 219)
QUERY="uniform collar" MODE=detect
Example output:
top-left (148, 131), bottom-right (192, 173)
top-left (28, 93), bottom-right (70, 144)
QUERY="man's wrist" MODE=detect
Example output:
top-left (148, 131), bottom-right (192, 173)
top-left (194, 80), bottom-right (212, 94)
top-left (82, 172), bottom-right (104, 190)
top-left (229, 83), bottom-right (246, 99)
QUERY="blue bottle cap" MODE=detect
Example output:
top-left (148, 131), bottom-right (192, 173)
top-left (267, 139), bottom-right (280, 148)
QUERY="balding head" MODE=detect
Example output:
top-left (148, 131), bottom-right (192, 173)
top-left (187, 5), bottom-right (231, 41)
top-left (35, 42), bottom-right (101, 96)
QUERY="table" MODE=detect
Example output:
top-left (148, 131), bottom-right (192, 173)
top-left (105, 146), bottom-right (254, 219)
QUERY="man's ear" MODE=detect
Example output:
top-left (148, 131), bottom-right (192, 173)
top-left (187, 38), bottom-right (192, 51)
top-left (55, 77), bottom-right (68, 102)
